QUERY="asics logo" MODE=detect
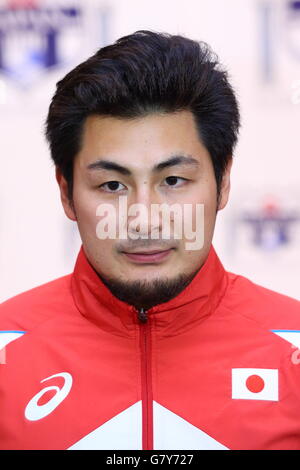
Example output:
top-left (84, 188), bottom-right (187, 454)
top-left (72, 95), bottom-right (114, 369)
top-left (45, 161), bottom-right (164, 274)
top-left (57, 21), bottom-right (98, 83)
top-left (25, 372), bottom-right (73, 421)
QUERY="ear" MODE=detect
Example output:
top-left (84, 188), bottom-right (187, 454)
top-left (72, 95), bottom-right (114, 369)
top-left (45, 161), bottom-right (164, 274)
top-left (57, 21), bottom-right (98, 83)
top-left (55, 167), bottom-right (77, 221)
top-left (217, 157), bottom-right (233, 211)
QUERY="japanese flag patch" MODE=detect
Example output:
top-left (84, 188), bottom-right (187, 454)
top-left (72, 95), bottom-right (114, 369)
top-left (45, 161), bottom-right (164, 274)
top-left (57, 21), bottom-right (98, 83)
top-left (232, 368), bottom-right (278, 401)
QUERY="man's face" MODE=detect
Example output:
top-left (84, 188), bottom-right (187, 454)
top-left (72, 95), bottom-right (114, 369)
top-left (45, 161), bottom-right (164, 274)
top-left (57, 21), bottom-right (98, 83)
top-left (57, 110), bottom-right (231, 310)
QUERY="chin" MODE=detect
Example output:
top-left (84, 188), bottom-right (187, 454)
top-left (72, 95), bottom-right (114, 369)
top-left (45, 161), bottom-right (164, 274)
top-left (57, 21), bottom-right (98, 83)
top-left (126, 272), bottom-right (169, 283)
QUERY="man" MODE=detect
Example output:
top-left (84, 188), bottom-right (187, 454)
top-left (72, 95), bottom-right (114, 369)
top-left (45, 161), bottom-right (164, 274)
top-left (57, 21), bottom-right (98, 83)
top-left (1, 30), bottom-right (300, 450)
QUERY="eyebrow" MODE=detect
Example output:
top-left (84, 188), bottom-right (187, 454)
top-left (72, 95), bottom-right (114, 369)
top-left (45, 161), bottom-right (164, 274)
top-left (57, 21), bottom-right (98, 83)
top-left (86, 155), bottom-right (200, 175)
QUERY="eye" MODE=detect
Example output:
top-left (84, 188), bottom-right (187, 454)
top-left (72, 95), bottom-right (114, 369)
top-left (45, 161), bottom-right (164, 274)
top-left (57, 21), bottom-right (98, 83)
top-left (164, 176), bottom-right (189, 187)
top-left (99, 181), bottom-right (126, 192)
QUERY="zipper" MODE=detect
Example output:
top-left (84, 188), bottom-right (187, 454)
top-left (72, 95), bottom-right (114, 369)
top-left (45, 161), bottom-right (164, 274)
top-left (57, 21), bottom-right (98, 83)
top-left (137, 307), bottom-right (153, 450)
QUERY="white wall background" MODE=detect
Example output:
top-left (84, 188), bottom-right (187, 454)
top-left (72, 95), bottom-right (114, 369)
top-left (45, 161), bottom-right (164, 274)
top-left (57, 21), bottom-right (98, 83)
top-left (0, 0), bottom-right (299, 302)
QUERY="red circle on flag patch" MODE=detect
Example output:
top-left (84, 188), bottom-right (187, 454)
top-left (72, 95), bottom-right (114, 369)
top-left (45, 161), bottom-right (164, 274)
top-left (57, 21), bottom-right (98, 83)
top-left (246, 374), bottom-right (265, 393)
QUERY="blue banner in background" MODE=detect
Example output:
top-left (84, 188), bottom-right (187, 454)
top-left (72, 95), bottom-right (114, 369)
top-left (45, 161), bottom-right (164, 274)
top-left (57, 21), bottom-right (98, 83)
top-left (0, 0), bottom-right (82, 87)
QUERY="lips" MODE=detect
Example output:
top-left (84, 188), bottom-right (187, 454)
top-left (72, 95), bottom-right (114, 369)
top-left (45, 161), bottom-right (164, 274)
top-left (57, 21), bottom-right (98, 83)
top-left (124, 250), bottom-right (169, 255)
top-left (122, 248), bottom-right (174, 264)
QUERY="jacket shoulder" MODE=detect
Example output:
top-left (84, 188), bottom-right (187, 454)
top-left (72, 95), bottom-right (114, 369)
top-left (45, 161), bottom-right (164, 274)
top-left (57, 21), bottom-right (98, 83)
top-left (224, 271), bottom-right (300, 330)
top-left (0, 274), bottom-right (74, 332)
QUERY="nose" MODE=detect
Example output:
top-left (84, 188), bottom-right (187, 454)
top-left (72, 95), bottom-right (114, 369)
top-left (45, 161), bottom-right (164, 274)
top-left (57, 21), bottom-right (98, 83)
top-left (127, 184), bottom-right (163, 239)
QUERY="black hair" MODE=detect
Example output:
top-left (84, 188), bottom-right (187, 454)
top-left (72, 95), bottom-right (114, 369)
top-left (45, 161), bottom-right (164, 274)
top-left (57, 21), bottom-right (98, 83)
top-left (45, 29), bottom-right (240, 205)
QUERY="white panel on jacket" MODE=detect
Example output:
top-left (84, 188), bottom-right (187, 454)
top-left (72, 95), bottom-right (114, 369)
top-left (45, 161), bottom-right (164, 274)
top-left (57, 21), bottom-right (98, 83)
top-left (153, 401), bottom-right (228, 450)
top-left (0, 331), bottom-right (25, 349)
top-left (68, 401), bottom-right (142, 450)
top-left (271, 330), bottom-right (300, 349)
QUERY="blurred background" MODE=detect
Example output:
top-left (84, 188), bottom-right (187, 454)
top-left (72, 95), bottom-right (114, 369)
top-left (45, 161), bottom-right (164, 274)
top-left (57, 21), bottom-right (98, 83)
top-left (0, 0), bottom-right (299, 303)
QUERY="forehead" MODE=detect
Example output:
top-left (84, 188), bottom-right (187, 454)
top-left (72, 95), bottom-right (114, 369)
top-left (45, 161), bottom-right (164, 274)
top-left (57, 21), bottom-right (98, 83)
top-left (75, 110), bottom-right (211, 170)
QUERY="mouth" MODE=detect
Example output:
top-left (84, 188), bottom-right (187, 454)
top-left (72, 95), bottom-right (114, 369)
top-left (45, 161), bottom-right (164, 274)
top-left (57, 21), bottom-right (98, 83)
top-left (121, 248), bottom-right (174, 264)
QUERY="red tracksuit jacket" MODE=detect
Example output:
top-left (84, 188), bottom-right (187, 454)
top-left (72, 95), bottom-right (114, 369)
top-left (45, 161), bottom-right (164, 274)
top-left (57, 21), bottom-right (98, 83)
top-left (1, 244), bottom-right (300, 450)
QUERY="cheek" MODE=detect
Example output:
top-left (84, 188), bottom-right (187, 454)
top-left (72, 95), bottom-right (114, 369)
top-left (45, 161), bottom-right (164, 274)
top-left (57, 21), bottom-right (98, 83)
top-left (73, 187), bottom-right (103, 235)
top-left (198, 177), bottom-right (218, 215)
top-left (179, 180), bottom-right (217, 250)
top-left (185, 180), bottom-right (217, 217)
top-left (73, 191), bottom-right (124, 249)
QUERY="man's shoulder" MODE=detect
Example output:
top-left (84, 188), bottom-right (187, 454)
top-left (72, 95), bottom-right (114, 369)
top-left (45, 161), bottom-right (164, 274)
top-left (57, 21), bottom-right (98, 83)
top-left (0, 274), bottom-right (74, 332)
top-left (224, 270), bottom-right (300, 330)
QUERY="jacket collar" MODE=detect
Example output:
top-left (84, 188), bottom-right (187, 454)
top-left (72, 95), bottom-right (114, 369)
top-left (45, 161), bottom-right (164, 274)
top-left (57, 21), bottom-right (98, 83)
top-left (71, 244), bottom-right (228, 337)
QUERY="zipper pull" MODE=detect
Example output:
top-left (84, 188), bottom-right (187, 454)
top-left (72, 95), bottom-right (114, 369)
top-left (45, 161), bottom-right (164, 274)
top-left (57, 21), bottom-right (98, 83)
top-left (137, 307), bottom-right (148, 323)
